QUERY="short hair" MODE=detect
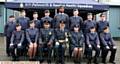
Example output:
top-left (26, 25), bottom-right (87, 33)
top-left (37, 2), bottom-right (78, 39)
top-left (9, 15), bottom-right (14, 18)
top-left (16, 23), bottom-right (21, 27)
top-left (44, 10), bottom-right (50, 13)
top-left (103, 26), bottom-right (109, 30)
top-left (29, 20), bottom-right (34, 24)
top-left (73, 9), bottom-right (78, 12)
top-left (100, 13), bottom-right (106, 17)
top-left (59, 6), bottom-right (64, 9)
top-left (87, 13), bottom-right (92, 16)
top-left (33, 12), bottom-right (38, 14)
top-left (20, 10), bottom-right (25, 13)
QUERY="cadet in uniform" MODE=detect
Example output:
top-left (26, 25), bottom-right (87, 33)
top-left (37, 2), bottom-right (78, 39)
top-left (54, 20), bottom-right (69, 64)
top-left (86, 27), bottom-right (100, 64)
top-left (100, 26), bottom-right (117, 64)
top-left (69, 9), bottom-right (83, 30)
top-left (41, 10), bottom-right (53, 28)
top-left (97, 13), bottom-right (109, 33)
top-left (39, 20), bottom-right (54, 64)
top-left (26, 21), bottom-right (39, 60)
top-left (9, 23), bottom-right (24, 61)
top-left (4, 15), bottom-right (16, 56)
top-left (70, 24), bottom-right (84, 64)
top-left (32, 12), bottom-right (41, 29)
top-left (54, 6), bottom-right (69, 29)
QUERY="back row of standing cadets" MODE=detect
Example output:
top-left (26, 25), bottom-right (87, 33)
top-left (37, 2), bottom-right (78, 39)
top-left (4, 6), bottom-right (117, 64)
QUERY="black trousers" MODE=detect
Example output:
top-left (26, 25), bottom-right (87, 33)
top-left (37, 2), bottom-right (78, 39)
top-left (101, 46), bottom-right (117, 62)
top-left (6, 37), bottom-right (11, 55)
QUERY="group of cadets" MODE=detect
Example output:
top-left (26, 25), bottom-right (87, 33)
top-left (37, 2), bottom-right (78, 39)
top-left (4, 6), bottom-right (117, 64)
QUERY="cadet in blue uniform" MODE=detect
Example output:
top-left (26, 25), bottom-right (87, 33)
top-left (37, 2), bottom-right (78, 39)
top-left (100, 26), bottom-right (117, 64)
top-left (16, 10), bottom-right (30, 30)
top-left (69, 9), bottom-right (83, 30)
top-left (86, 27), bottom-right (100, 64)
top-left (4, 15), bottom-right (16, 56)
top-left (41, 10), bottom-right (53, 28)
top-left (70, 24), bottom-right (84, 64)
top-left (54, 6), bottom-right (69, 29)
top-left (39, 20), bottom-right (54, 64)
top-left (54, 20), bottom-right (69, 64)
top-left (26, 21), bottom-right (39, 60)
top-left (9, 23), bottom-right (24, 61)
top-left (97, 13), bottom-right (109, 33)
top-left (32, 12), bottom-right (41, 29)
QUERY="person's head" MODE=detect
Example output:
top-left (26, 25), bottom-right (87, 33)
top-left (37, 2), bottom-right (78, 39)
top-left (20, 10), bottom-right (26, 17)
top-left (43, 20), bottom-right (51, 29)
top-left (100, 13), bottom-right (106, 21)
top-left (73, 24), bottom-right (80, 32)
top-left (73, 9), bottom-right (79, 16)
top-left (103, 26), bottom-right (109, 33)
top-left (58, 6), bottom-right (64, 13)
top-left (90, 27), bottom-right (96, 32)
top-left (87, 13), bottom-right (93, 20)
top-left (33, 12), bottom-right (38, 19)
top-left (16, 23), bottom-right (21, 31)
top-left (29, 20), bottom-right (35, 28)
top-left (9, 15), bottom-right (15, 22)
top-left (59, 20), bottom-right (65, 29)
top-left (44, 10), bottom-right (50, 16)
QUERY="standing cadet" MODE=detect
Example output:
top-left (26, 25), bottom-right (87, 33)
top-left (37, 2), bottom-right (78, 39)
top-left (33, 12), bottom-right (41, 29)
top-left (4, 15), bottom-right (16, 56)
top-left (26, 21), bottom-right (39, 60)
top-left (86, 27), bottom-right (100, 64)
top-left (54, 6), bottom-right (69, 29)
top-left (17, 10), bottom-right (30, 30)
top-left (39, 20), bottom-right (54, 64)
top-left (70, 24), bottom-right (84, 64)
top-left (100, 26), bottom-right (117, 64)
top-left (9, 23), bottom-right (24, 61)
top-left (97, 13), bottom-right (109, 33)
top-left (41, 10), bottom-right (53, 28)
top-left (69, 9), bottom-right (83, 30)
top-left (54, 20), bottom-right (69, 64)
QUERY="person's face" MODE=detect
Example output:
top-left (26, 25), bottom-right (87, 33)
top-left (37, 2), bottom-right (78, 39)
top-left (74, 27), bottom-right (79, 32)
top-left (30, 22), bottom-right (35, 28)
top-left (104, 28), bottom-right (109, 33)
top-left (100, 15), bottom-right (106, 21)
top-left (16, 26), bottom-right (21, 31)
top-left (33, 14), bottom-right (38, 19)
top-left (73, 11), bottom-right (79, 16)
top-left (90, 28), bottom-right (96, 32)
top-left (9, 17), bottom-right (15, 22)
top-left (87, 15), bottom-right (93, 20)
top-left (44, 23), bottom-right (50, 28)
top-left (45, 13), bottom-right (50, 16)
top-left (59, 8), bottom-right (64, 13)
top-left (21, 12), bottom-right (26, 17)
top-left (60, 23), bottom-right (65, 29)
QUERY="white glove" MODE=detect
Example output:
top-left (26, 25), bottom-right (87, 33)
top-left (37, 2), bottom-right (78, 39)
top-left (89, 45), bottom-right (92, 48)
top-left (113, 46), bottom-right (117, 49)
top-left (97, 45), bottom-right (100, 48)
top-left (106, 46), bottom-right (110, 49)
top-left (65, 38), bottom-right (68, 42)
top-left (56, 42), bottom-right (59, 46)
top-left (18, 43), bottom-right (22, 46)
top-left (10, 43), bottom-right (13, 46)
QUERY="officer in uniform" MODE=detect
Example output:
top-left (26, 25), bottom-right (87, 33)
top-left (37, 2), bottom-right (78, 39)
top-left (54, 6), bottom-right (69, 29)
top-left (9, 23), bottom-right (24, 61)
top-left (100, 26), bottom-right (117, 64)
top-left (26, 21), bottom-right (39, 60)
top-left (4, 15), bottom-right (16, 56)
top-left (97, 13), bottom-right (109, 33)
top-left (86, 27), bottom-right (100, 64)
top-left (70, 24), bottom-right (84, 64)
top-left (54, 20), bottom-right (69, 64)
top-left (32, 12), bottom-right (41, 29)
top-left (41, 10), bottom-right (53, 28)
top-left (69, 9), bottom-right (83, 30)
top-left (39, 20), bottom-right (54, 64)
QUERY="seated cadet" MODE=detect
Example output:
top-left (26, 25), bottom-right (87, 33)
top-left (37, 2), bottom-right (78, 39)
top-left (39, 20), bottom-right (54, 64)
top-left (100, 26), bottom-right (117, 64)
top-left (26, 21), bottom-right (39, 60)
top-left (9, 23), bottom-right (24, 61)
top-left (86, 27), bottom-right (100, 64)
top-left (70, 24), bottom-right (84, 64)
top-left (54, 20), bottom-right (69, 64)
